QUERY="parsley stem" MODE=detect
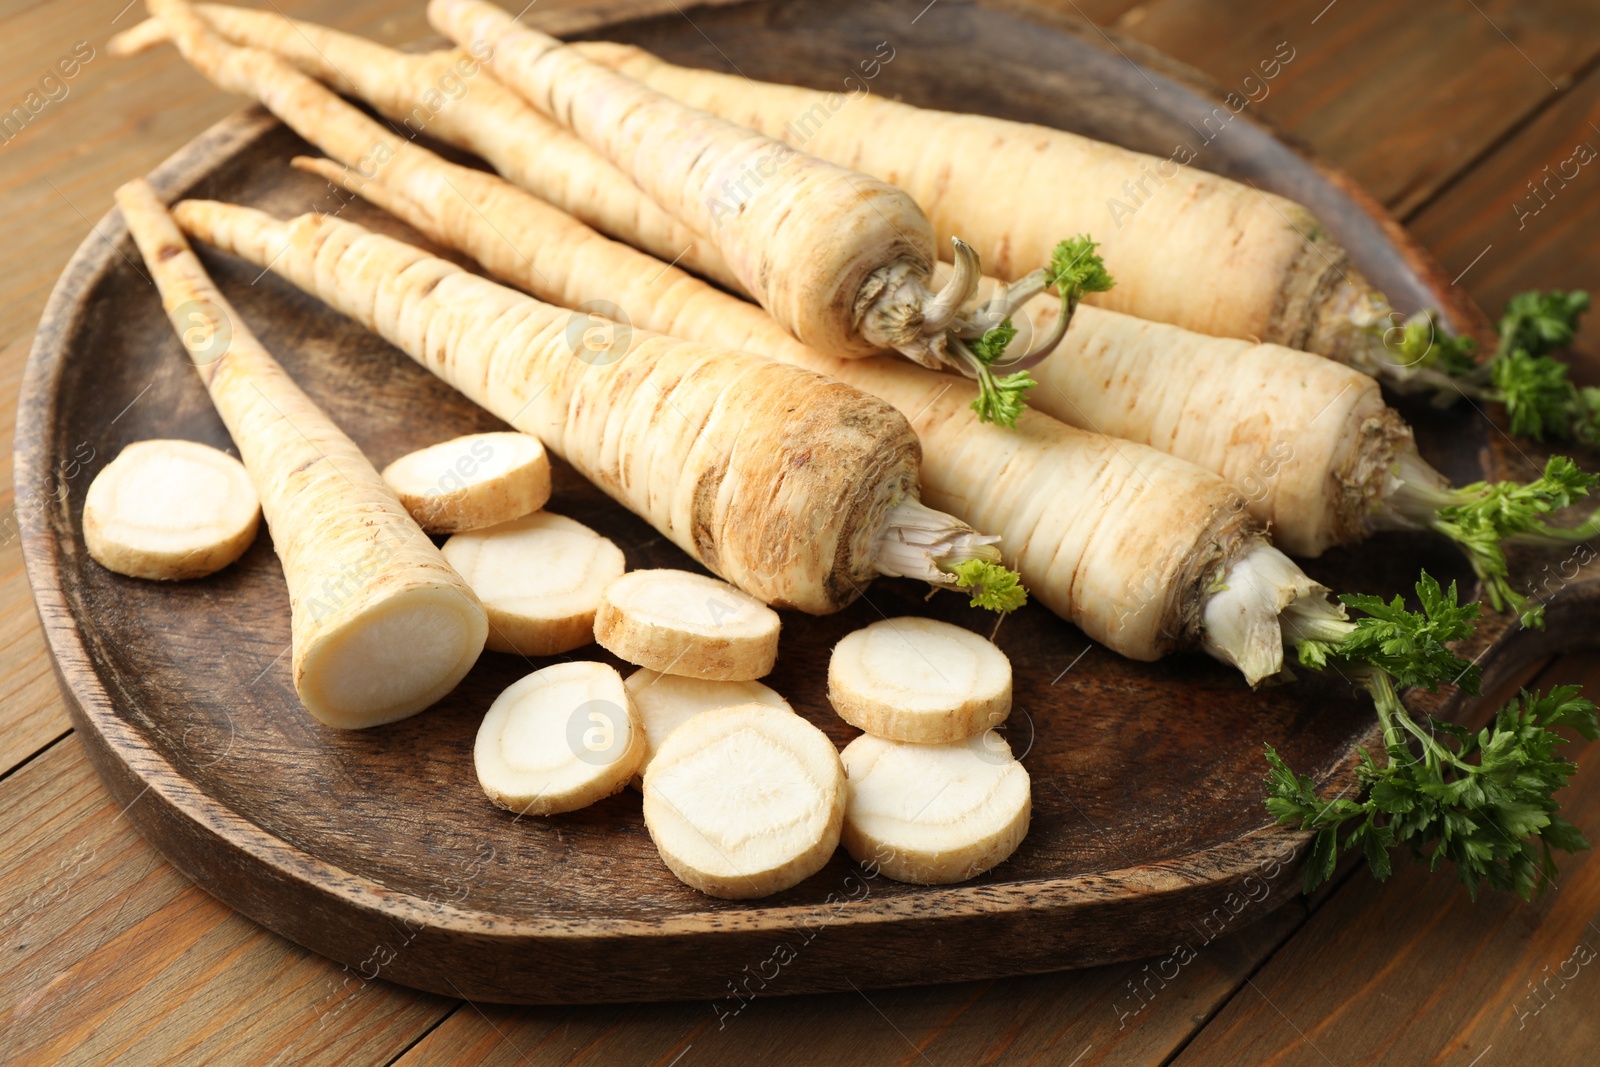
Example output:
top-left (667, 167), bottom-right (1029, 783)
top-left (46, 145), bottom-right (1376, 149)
top-left (871, 498), bottom-right (1026, 613)
top-left (1363, 671), bottom-right (1411, 753)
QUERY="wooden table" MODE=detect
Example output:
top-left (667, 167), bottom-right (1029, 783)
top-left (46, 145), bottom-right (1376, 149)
top-left (4, 1), bottom-right (1600, 1062)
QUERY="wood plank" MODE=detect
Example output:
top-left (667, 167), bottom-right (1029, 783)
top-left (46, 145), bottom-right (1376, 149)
top-left (1107, 0), bottom-right (1600, 213)
top-left (0, 0), bottom-right (432, 354)
top-left (0, 337), bottom-right (72, 777)
top-left (1407, 60), bottom-right (1600, 359)
top-left (392, 894), bottom-right (1307, 1065)
top-left (1169, 655), bottom-right (1600, 1067)
top-left (0, 736), bottom-right (456, 1066)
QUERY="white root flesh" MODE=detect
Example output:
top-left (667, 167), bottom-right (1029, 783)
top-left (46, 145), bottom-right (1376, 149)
top-left (1201, 544), bottom-right (1346, 686)
top-left (115, 178), bottom-right (487, 730)
top-left (442, 511), bottom-right (625, 657)
top-left (623, 668), bottom-right (793, 786)
top-left (382, 431), bottom-right (550, 534)
top-left (840, 731), bottom-right (1031, 885)
top-left (828, 617), bottom-right (1012, 744)
top-left (474, 660), bottom-right (644, 814)
top-left (595, 569), bottom-right (781, 681)
top-left (642, 703), bottom-right (845, 898)
top-left (83, 439), bottom-right (260, 580)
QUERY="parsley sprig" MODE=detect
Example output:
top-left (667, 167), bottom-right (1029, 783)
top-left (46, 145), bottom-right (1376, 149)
top-left (1268, 571), bottom-right (1598, 899)
top-left (1399, 456), bottom-right (1600, 627)
top-left (966, 319), bottom-right (1036, 428)
top-left (961, 236), bottom-right (1114, 427)
top-left (1388, 290), bottom-right (1596, 441)
top-left (943, 558), bottom-right (1029, 613)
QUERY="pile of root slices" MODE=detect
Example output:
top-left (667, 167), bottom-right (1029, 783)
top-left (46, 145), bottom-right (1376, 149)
top-left (90, 425), bottom-right (1029, 899)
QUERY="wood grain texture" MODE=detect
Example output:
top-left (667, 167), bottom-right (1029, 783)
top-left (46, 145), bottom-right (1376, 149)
top-left (393, 897), bottom-right (1308, 1065)
top-left (1408, 60), bottom-right (1600, 363)
top-left (3, 0), bottom-right (1600, 1062)
top-left (0, 737), bottom-right (454, 1066)
top-left (1106, 0), bottom-right (1600, 215)
top-left (0, 334), bottom-right (71, 777)
top-left (1169, 656), bottom-right (1600, 1067)
top-left (23, 0), bottom-right (1568, 1004)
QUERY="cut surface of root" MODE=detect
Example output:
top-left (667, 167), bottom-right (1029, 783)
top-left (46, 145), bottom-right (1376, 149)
top-left (1201, 544), bottom-right (1343, 687)
top-left (298, 582), bottom-right (487, 729)
top-left (442, 511), bottom-right (624, 656)
top-left (382, 431), bottom-right (550, 534)
top-left (83, 439), bottom-right (260, 580)
top-left (642, 703), bottom-right (844, 898)
top-left (474, 660), bottom-right (644, 814)
top-left (595, 569), bottom-right (781, 680)
top-left (624, 669), bottom-right (793, 786)
top-left (828, 617), bottom-right (1011, 743)
top-left (840, 731), bottom-right (1031, 885)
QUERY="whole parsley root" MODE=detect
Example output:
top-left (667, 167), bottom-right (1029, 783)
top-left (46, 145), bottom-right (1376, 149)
top-left (137, 2), bottom-right (1368, 670)
top-left (427, 0), bottom-right (1075, 421)
top-left (1270, 571), bottom-right (1599, 899)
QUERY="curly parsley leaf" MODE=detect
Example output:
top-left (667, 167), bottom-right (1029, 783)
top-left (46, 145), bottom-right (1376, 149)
top-left (1265, 682), bottom-right (1597, 899)
top-left (943, 558), bottom-right (1028, 613)
top-left (1429, 456), bottom-right (1600, 627)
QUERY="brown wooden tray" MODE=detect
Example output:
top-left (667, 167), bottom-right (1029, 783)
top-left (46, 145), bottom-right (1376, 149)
top-left (17, 0), bottom-right (1591, 1005)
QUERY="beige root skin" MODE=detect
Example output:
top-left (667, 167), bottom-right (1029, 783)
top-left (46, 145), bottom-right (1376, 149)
top-left (112, 4), bottom-right (742, 292)
top-left (995, 286), bottom-right (1412, 557)
top-left (572, 40), bottom-right (1375, 364)
top-left (173, 200), bottom-right (923, 616)
top-left (83, 439), bottom-right (260, 580)
top-left (594, 569), bottom-right (782, 682)
top-left (428, 0), bottom-right (979, 364)
top-left (114, 178), bottom-right (487, 729)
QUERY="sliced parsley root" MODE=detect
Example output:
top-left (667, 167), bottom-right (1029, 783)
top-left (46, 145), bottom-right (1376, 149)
top-left (1269, 570), bottom-right (1599, 899)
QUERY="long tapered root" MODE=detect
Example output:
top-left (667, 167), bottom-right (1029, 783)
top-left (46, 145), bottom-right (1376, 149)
top-left (115, 178), bottom-right (488, 728)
